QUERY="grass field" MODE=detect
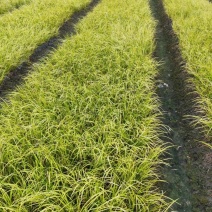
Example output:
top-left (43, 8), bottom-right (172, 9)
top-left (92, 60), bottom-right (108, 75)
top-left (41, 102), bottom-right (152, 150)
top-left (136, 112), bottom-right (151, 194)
top-left (0, 0), bottom-right (171, 211)
top-left (0, 0), bottom-right (211, 210)
top-left (164, 0), bottom-right (212, 136)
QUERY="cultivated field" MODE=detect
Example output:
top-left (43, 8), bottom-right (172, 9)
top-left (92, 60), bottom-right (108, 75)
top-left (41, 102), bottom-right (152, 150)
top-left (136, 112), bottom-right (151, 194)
top-left (0, 0), bottom-right (211, 211)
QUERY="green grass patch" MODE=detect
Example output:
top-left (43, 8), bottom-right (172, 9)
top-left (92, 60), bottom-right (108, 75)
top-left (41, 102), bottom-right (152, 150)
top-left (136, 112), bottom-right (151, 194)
top-left (0, 0), bottom-right (170, 210)
top-left (0, 0), bottom-right (33, 15)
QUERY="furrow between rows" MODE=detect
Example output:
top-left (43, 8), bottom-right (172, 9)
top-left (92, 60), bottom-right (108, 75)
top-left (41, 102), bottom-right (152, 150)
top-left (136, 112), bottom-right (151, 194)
top-left (149, 0), bottom-right (212, 211)
top-left (163, 0), bottom-right (212, 210)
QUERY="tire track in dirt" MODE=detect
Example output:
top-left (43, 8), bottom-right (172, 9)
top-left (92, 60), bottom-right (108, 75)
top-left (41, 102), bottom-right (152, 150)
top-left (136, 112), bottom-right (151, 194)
top-left (149, 0), bottom-right (212, 211)
top-left (0, 0), bottom-right (100, 101)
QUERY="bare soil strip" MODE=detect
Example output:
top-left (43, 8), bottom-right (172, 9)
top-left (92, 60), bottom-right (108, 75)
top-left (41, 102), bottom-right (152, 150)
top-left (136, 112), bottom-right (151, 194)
top-left (0, 0), bottom-right (100, 101)
top-left (149, 0), bottom-right (212, 211)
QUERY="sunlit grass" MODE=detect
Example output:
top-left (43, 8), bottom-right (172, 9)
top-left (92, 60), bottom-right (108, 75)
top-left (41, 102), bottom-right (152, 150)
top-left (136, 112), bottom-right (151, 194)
top-left (164, 0), bottom-right (212, 139)
top-left (0, 0), bottom-right (91, 83)
top-left (0, 0), bottom-right (171, 210)
top-left (0, 0), bottom-right (33, 15)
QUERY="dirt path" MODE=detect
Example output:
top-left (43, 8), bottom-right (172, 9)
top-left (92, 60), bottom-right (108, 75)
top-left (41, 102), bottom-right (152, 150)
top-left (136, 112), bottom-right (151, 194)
top-left (0, 0), bottom-right (100, 101)
top-left (149, 0), bottom-right (212, 211)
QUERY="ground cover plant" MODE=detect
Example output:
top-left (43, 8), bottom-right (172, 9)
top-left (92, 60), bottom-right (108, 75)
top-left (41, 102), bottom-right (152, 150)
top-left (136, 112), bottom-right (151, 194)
top-left (0, 0), bottom-right (170, 210)
top-left (0, 0), bottom-right (33, 15)
top-left (163, 0), bottom-right (212, 137)
top-left (0, 0), bottom-right (91, 83)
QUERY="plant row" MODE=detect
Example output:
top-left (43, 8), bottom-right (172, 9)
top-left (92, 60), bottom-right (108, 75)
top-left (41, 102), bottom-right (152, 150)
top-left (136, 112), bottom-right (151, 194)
top-left (164, 0), bottom-right (212, 137)
top-left (0, 0), bottom-right (33, 15)
top-left (0, 0), bottom-right (91, 83)
top-left (0, 0), bottom-right (170, 211)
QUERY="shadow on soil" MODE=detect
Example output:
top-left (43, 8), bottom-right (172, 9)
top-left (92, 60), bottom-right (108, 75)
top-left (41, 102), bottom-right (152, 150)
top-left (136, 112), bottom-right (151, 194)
top-left (149, 0), bottom-right (212, 211)
top-left (0, 0), bottom-right (101, 101)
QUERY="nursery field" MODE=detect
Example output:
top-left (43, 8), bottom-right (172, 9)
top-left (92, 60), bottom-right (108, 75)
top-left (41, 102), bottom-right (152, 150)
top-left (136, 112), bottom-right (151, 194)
top-left (0, 0), bottom-right (211, 211)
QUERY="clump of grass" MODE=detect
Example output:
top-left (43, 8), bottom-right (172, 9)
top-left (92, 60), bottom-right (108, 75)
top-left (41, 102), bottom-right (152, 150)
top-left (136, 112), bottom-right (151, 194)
top-left (0, 0), bottom-right (33, 15)
top-left (0, 0), bottom-right (91, 83)
top-left (164, 0), bottom-right (212, 139)
top-left (0, 0), bottom-right (170, 210)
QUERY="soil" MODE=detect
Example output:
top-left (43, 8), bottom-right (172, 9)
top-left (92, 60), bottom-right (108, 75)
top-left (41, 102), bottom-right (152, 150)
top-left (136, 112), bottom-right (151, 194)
top-left (0, 0), bottom-right (101, 101)
top-left (149, 0), bottom-right (212, 211)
